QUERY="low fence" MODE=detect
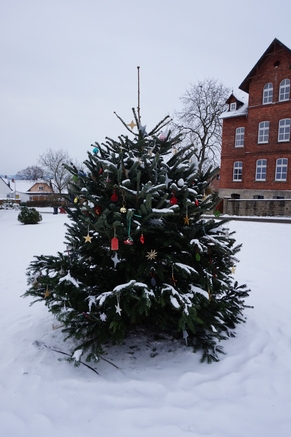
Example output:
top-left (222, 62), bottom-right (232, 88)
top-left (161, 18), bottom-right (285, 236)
top-left (223, 198), bottom-right (291, 216)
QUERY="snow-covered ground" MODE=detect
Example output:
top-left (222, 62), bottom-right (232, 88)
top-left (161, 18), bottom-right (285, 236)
top-left (0, 208), bottom-right (290, 437)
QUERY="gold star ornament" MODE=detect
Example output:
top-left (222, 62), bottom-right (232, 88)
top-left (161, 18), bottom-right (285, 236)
top-left (84, 233), bottom-right (93, 243)
top-left (127, 120), bottom-right (136, 130)
top-left (146, 249), bottom-right (158, 260)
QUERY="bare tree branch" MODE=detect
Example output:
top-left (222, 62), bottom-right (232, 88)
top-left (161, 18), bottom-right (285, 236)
top-left (172, 78), bottom-right (230, 172)
top-left (16, 166), bottom-right (45, 180)
top-left (38, 149), bottom-right (73, 194)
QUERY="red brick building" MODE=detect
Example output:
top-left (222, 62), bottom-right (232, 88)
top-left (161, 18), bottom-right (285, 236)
top-left (219, 38), bottom-right (291, 209)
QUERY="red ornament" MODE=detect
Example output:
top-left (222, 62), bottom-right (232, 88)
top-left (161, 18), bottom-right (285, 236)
top-left (170, 195), bottom-right (177, 205)
top-left (94, 205), bottom-right (102, 215)
top-left (111, 192), bottom-right (118, 202)
top-left (194, 198), bottom-right (199, 206)
top-left (124, 237), bottom-right (134, 245)
top-left (140, 233), bottom-right (145, 244)
top-left (111, 237), bottom-right (119, 251)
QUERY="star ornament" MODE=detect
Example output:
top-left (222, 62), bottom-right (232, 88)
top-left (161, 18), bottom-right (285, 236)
top-left (146, 249), bottom-right (158, 260)
top-left (127, 120), bottom-right (136, 130)
top-left (184, 216), bottom-right (190, 225)
top-left (115, 303), bottom-right (122, 316)
top-left (44, 286), bottom-right (51, 298)
top-left (84, 233), bottom-right (93, 243)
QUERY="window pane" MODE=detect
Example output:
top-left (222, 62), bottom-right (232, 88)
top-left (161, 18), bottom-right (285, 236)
top-left (258, 121), bottom-right (269, 143)
top-left (233, 162), bottom-right (242, 180)
top-left (256, 159), bottom-right (267, 180)
top-left (279, 79), bottom-right (290, 102)
top-left (235, 127), bottom-right (245, 147)
top-left (263, 83), bottom-right (273, 104)
top-left (278, 119), bottom-right (290, 142)
top-left (275, 158), bottom-right (288, 181)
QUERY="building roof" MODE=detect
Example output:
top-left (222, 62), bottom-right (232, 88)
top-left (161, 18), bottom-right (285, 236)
top-left (239, 38), bottom-right (291, 93)
top-left (220, 92), bottom-right (248, 120)
top-left (0, 177), bottom-right (13, 198)
top-left (12, 180), bottom-right (52, 194)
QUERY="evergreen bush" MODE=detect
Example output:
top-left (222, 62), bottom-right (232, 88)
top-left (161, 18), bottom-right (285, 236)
top-left (18, 206), bottom-right (42, 225)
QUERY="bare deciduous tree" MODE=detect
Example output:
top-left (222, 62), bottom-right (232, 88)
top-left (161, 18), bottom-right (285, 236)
top-left (173, 78), bottom-right (230, 172)
top-left (16, 166), bottom-right (45, 180)
top-left (38, 149), bottom-right (72, 194)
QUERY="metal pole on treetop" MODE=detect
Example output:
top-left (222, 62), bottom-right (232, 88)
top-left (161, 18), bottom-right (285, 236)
top-left (137, 66), bottom-right (141, 123)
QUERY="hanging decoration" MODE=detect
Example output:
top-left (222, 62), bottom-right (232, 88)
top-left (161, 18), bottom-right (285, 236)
top-left (170, 193), bottom-right (177, 205)
top-left (159, 131), bottom-right (167, 141)
top-left (111, 227), bottom-right (119, 251)
top-left (100, 313), bottom-right (107, 322)
top-left (44, 286), bottom-right (50, 298)
top-left (150, 268), bottom-right (156, 286)
top-left (183, 206), bottom-right (190, 225)
top-left (115, 294), bottom-right (122, 315)
top-left (182, 330), bottom-right (189, 346)
top-left (171, 265), bottom-right (177, 287)
top-left (146, 249), bottom-right (158, 260)
top-left (139, 233), bottom-right (145, 244)
top-left (111, 188), bottom-right (118, 202)
top-left (127, 120), bottom-right (136, 130)
top-left (120, 191), bottom-right (127, 213)
top-left (93, 146), bottom-right (99, 154)
top-left (94, 205), bottom-right (102, 215)
top-left (124, 217), bottom-right (133, 245)
top-left (111, 252), bottom-right (120, 268)
top-left (84, 225), bottom-right (93, 243)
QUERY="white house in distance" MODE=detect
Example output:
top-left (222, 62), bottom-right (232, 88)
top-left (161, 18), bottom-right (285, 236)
top-left (0, 177), bottom-right (13, 203)
top-left (0, 177), bottom-right (54, 204)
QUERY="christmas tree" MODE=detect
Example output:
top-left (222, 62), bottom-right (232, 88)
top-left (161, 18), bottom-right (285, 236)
top-left (24, 108), bottom-right (250, 363)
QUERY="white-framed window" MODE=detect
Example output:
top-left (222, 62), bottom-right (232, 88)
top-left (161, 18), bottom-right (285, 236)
top-left (275, 158), bottom-right (288, 181)
top-left (233, 161), bottom-right (243, 181)
top-left (230, 102), bottom-right (236, 111)
top-left (279, 79), bottom-right (290, 102)
top-left (278, 118), bottom-right (290, 142)
top-left (235, 127), bottom-right (245, 147)
top-left (255, 159), bottom-right (267, 181)
top-left (258, 121), bottom-right (270, 143)
top-left (262, 83), bottom-right (273, 104)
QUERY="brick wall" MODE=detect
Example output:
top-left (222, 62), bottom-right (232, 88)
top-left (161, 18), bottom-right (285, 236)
top-left (220, 40), bottom-right (291, 202)
top-left (223, 198), bottom-right (291, 216)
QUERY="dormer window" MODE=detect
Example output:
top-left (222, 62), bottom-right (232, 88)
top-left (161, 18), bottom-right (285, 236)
top-left (230, 102), bottom-right (236, 111)
top-left (262, 83), bottom-right (273, 104)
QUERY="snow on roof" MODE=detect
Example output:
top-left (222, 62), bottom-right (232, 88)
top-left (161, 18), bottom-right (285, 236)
top-left (12, 180), bottom-right (50, 193)
top-left (220, 91), bottom-right (249, 120)
top-left (220, 103), bottom-right (248, 119)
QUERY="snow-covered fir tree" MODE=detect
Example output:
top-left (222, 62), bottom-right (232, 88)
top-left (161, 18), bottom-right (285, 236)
top-left (24, 109), bottom-right (250, 363)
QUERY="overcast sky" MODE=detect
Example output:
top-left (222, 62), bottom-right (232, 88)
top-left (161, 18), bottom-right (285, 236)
top-left (1, 0), bottom-right (291, 175)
